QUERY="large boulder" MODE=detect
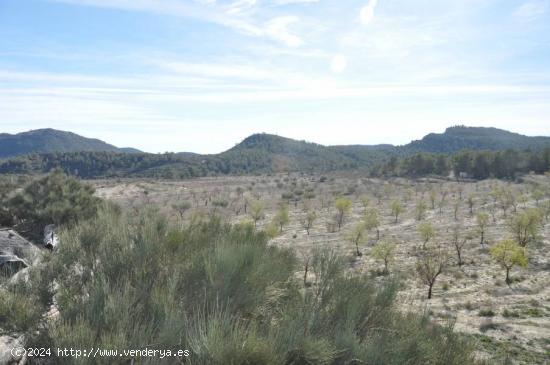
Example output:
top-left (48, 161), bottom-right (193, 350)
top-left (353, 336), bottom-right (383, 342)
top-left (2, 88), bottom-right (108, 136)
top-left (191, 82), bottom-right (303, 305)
top-left (0, 255), bottom-right (28, 277)
top-left (0, 335), bottom-right (25, 364)
top-left (0, 229), bottom-right (40, 278)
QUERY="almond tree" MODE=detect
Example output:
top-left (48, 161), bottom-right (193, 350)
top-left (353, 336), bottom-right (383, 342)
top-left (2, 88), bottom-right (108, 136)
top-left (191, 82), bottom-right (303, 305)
top-left (390, 200), bottom-right (403, 223)
top-left (509, 208), bottom-right (543, 247)
top-left (456, 184), bottom-right (464, 200)
top-left (334, 197), bottom-right (352, 231)
top-left (301, 210), bottom-right (317, 235)
top-left (249, 199), bottom-right (265, 228)
top-left (498, 190), bottom-right (512, 217)
top-left (359, 195), bottom-right (370, 212)
top-left (532, 189), bottom-right (544, 206)
top-left (438, 190), bottom-right (448, 214)
top-left (476, 212), bottom-right (490, 245)
top-left (172, 201), bottom-right (191, 219)
top-left (417, 222), bottom-right (435, 249)
top-left (415, 200), bottom-right (428, 221)
top-left (429, 190), bottom-right (437, 210)
top-left (363, 207), bottom-right (380, 240)
top-left (372, 240), bottom-right (396, 274)
top-left (416, 244), bottom-right (448, 299)
top-left (347, 222), bottom-right (367, 256)
top-left (453, 200), bottom-right (460, 221)
top-left (450, 225), bottom-right (471, 266)
top-left (490, 239), bottom-right (528, 284)
top-left (273, 203), bottom-right (290, 232)
top-left (467, 194), bottom-right (475, 216)
top-left (542, 200), bottom-right (550, 222)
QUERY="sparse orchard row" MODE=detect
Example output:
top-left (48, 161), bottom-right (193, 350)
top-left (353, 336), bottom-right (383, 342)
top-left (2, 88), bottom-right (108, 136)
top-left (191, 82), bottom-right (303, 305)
top-left (89, 172), bottom-right (550, 360)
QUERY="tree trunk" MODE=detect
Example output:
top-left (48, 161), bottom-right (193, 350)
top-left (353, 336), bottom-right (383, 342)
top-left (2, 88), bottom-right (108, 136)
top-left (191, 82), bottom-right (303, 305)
top-left (505, 267), bottom-right (510, 285)
top-left (428, 283), bottom-right (433, 299)
top-left (303, 259), bottom-right (309, 287)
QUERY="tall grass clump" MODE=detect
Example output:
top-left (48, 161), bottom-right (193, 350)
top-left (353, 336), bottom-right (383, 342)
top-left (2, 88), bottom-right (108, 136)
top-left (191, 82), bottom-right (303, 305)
top-left (20, 206), bottom-right (478, 364)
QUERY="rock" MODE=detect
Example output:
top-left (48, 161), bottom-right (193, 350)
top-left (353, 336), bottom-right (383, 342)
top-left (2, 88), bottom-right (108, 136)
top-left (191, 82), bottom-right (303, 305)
top-left (0, 335), bottom-right (25, 364)
top-left (0, 255), bottom-right (28, 277)
top-left (0, 229), bottom-right (40, 278)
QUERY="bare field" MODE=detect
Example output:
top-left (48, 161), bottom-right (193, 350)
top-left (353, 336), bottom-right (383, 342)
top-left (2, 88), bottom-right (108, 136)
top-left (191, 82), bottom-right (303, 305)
top-left (92, 173), bottom-right (550, 363)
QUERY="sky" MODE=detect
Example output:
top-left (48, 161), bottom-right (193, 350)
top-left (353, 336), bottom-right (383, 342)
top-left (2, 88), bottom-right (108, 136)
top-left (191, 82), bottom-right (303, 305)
top-left (0, 0), bottom-right (549, 153)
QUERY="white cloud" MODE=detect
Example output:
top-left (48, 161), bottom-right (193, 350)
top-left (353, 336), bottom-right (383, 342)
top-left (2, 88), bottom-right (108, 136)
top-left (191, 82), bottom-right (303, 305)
top-left (330, 55), bottom-right (348, 73)
top-left (359, 0), bottom-right (378, 25)
top-left (264, 16), bottom-right (303, 47)
top-left (50, 0), bottom-right (305, 47)
top-left (271, 0), bottom-right (319, 5)
top-left (226, 0), bottom-right (257, 14)
top-left (514, 0), bottom-right (548, 22)
top-left (158, 62), bottom-right (276, 81)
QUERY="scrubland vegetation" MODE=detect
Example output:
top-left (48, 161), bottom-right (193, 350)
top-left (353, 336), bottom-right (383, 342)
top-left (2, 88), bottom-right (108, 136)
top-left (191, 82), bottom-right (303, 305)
top-left (1, 168), bottom-right (550, 364)
top-left (1, 173), bottom-right (480, 365)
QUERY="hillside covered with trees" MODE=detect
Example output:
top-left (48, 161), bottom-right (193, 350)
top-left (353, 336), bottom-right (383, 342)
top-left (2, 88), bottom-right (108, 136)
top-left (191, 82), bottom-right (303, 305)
top-left (0, 129), bottom-right (140, 158)
top-left (0, 126), bottom-right (549, 179)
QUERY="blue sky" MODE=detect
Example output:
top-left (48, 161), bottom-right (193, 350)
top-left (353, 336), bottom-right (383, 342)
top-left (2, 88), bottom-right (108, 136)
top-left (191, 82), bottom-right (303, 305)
top-left (1, 0), bottom-right (549, 153)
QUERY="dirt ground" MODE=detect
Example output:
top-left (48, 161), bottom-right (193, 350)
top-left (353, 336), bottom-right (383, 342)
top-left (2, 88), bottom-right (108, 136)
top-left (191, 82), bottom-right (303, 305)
top-left (92, 173), bottom-right (550, 364)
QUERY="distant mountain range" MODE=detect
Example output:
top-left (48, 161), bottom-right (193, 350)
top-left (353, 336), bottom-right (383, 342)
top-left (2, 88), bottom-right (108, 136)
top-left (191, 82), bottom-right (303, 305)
top-left (0, 129), bottom-right (140, 158)
top-left (0, 126), bottom-right (549, 178)
top-left (403, 126), bottom-right (550, 153)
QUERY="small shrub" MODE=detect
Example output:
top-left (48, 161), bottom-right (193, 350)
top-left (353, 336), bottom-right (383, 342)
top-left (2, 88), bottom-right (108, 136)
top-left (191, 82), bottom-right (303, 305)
top-left (479, 319), bottom-right (498, 332)
top-left (502, 309), bottom-right (520, 318)
top-left (478, 308), bottom-right (495, 317)
top-left (522, 308), bottom-right (543, 317)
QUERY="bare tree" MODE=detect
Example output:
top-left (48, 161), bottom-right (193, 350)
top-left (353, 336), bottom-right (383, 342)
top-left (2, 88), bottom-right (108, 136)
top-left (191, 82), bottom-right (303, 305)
top-left (416, 244), bottom-right (448, 299)
top-left (467, 194), bottom-right (475, 216)
top-left (301, 210), bottom-right (317, 235)
top-left (438, 190), bottom-right (448, 214)
top-left (450, 225), bottom-right (471, 266)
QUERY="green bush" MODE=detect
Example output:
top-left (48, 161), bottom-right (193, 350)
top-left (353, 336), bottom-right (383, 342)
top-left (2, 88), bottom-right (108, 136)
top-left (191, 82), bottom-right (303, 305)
top-left (0, 286), bottom-right (43, 333)
top-left (19, 207), bottom-right (478, 364)
top-left (4, 170), bottom-right (101, 238)
top-left (478, 308), bottom-right (495, 317)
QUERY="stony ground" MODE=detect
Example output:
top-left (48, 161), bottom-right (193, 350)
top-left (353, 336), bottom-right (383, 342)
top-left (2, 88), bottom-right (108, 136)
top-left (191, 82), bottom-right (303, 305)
top-left (93, 173), bottom-right (550, 364)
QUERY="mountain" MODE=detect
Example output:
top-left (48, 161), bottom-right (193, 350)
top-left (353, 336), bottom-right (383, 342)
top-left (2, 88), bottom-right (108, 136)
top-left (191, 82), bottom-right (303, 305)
top-left (118, 147), bottom-right (143, 154)
top-left (0, 126), bottom-right (549, 178)
top-left (322, 126), bottom-right (550, 161)
top-left (0, 129), bottom-right (140, 158)
top-left (220, 134), bottom-right (358, 173)
top-left (402, 126), bottom-right (550, 153)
